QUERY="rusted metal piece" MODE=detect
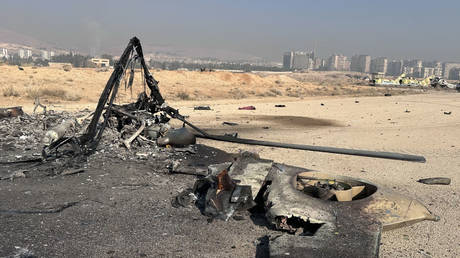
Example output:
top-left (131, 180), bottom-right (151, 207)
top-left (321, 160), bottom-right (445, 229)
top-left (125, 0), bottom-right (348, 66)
top-left (216, 169), bottom-right (235, 191)
top-left (0, 106), bottom-right (24, 118)
top-left (187, 161), bottom-right (255, 221)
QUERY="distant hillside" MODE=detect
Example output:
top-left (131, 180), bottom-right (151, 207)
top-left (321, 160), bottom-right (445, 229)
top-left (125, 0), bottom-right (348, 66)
top-left (104, 43), bottom-right (264, 63)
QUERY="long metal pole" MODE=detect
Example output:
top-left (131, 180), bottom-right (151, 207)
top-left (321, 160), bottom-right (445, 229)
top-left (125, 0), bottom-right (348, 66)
top-left (196, 134), bottom-right (426, 163)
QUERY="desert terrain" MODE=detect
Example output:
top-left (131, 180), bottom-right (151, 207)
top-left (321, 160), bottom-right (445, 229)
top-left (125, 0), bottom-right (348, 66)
top-left (0, 66), bottom-right (423, 111)
top-left (0, 67), bottom-right (458, 257)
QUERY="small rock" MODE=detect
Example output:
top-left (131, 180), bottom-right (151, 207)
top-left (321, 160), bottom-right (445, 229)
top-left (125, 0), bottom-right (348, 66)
top-left (222, 121), bottom-right (238, 126)
top-left (194, 106), bottom-right (211, 111)
top-left (238, 106), bottom-right (256, 110)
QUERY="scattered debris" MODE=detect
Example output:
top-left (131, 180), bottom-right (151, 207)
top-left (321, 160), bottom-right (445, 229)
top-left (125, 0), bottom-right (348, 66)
top-left (123, 120), bottom-right (146, 150)
top-left (238, 105), bottom-right (256, 110)
top-left (10, 246), bottom-right (35, 258)
top-left (0, 201), bottom-right (79, 214)
top-left (430, 76), bottom-right (458, 89)
top-left (444, 111), bottom-right (451, 115)
top-left (33, 97), bottom-right (47, 114)
top-left (1, 170), bottom-right (27, 180)
top-left (224, 132), bottom-right (238, 138)
top-left (61, 168), bottom-right (85, 176)
top-left (171, 188), bottom-right (197, 208)
top-left (0, 106), bottom-right (24, 119)
top-left (192, 163), bottom-right (254, 221)
top-left (222, 121), bottom-right (238, 126)
top-left (157, 127), bottom-right (196, 147)
top-left (63, 64), bottom-right (72, 72)
top-left (194, 106), bottom-right (211, 111)
top-left (275, 104), bottom-right (286, 108)
top-left (417, 177), bottom-right (451, 185)
top-left (172, 151), bottom-right (438, 256)
top-left (42, 119), bottom-right (77, 146)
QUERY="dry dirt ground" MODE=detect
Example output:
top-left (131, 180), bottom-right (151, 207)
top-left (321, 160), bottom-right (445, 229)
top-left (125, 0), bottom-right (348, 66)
top-left (0, 66), bottom-right (458, 257)
top-left (0, 66), bottom-right (422, 108)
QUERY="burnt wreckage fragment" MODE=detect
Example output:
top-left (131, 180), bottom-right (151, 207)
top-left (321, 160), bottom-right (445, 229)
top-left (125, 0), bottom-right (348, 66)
top-left (42, 39), bottom-right (426, 163)
top-left (37, 37), bottom-right (436, 257)
top-left (175, 152), bottom-right (438, 257)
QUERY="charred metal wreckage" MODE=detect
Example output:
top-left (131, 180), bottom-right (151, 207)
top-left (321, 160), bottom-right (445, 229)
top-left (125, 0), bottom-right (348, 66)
top-left (3, 37), bottom-right (438, 257)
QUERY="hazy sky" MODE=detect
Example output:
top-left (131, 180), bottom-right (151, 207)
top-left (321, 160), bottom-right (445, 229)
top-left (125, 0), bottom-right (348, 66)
top-left (1, 0), bottom-right (459, 62)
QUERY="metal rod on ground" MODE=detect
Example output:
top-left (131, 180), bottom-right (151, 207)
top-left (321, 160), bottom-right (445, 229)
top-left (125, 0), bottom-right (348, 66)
top-left (195, 134), bottom-right (426, 163)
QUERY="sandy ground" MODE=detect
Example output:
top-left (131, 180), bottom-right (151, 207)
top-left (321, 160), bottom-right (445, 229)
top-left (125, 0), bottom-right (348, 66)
top-left (0, 66), bottom-right (421, 108)
top-left (168, 92), bottom-right (459, 257)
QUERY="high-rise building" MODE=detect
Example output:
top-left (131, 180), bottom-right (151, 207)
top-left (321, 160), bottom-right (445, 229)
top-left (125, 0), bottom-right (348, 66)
top-left (402, 66), bottom-right (414, 76)
top-left (328, 54), bottom-right (350, 71)
top-left (41, 50), bottom-right (50, 60)
top-left (387, 60), bottom-right (403, 76)
top-left (404, 59), bottom-right (423, 77)
top-left (370, 57), bottom-right (388, 74)
top-left (26, 49), bottom-right (32, 58)
top-left (283, 52), bottom-right (294, 70)
top-left (443, 63), bottom-right (460, 80)
top-left (421, 67), bottom-right (435, 78)
top-left (283, 51), bottom-right (315, 70)
top-left (18, 49), bottom-right (25, 59)
top-left (350, 55), bottom-right (371, 73)
top-left (313, 58), bottom-right (325, 70)
top-left (1, 48), bottom-right (9, 59)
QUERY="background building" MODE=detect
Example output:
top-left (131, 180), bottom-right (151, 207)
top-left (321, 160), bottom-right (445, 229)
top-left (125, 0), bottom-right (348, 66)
top-left (283, 51), bottom-right (314, 70)
top-left (387, 60), bottom-right (403, 76)
top-left (1, 48), bottom-right (9, 59)
top-left (442, 63), bottom-right (460, 79)
top-left (421, 67), bottom-right (435, 78)
top-left (370, 57), bottom-right (388, 74)
top-left (41, 50), bottom-right (50, 60)
top-left (327, 54), bottom-right (350, 71)
top-left (283, 52), bottom-right (293, 70)
top-left (90, 58), bottom-right (110, 67)
top-left (350, 55), bottom-right (371, 73)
